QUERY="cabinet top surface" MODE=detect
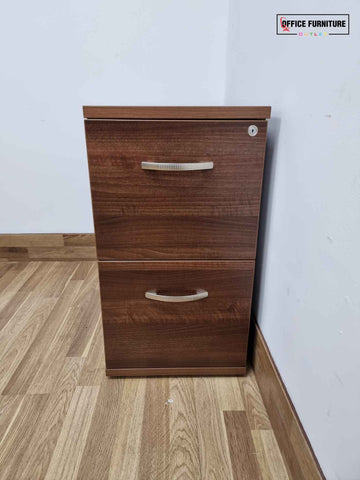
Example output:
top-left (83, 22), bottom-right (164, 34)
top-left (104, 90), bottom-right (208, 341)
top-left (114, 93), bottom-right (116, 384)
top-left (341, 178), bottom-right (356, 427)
top-left (83, 106), bottom-right (271, 120)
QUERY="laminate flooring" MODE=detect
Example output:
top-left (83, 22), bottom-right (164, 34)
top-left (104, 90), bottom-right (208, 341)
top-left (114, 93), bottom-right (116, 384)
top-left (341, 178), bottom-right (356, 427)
top-left (0, 261), bottom-right (289, 480)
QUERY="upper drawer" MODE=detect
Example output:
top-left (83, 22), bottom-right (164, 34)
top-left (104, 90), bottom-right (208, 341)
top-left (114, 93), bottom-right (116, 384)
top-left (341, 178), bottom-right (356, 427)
top-left (85, 120), bottom-right (267, 260)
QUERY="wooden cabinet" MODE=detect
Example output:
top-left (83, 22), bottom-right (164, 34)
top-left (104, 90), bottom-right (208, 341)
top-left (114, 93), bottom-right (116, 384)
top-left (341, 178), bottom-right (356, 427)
top-left (84, 106), bottom-right (271, 376)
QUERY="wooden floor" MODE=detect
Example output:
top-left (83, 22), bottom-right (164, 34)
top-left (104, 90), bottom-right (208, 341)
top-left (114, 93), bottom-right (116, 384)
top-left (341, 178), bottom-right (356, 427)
top-left (0, 261), bottom-right (289, 480)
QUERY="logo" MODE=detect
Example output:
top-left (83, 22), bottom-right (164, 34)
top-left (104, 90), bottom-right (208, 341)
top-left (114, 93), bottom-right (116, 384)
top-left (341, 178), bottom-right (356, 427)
top-left (276, 14), bottom-right (350, 37)
top-left (280, 17), bottom-right (290, 32)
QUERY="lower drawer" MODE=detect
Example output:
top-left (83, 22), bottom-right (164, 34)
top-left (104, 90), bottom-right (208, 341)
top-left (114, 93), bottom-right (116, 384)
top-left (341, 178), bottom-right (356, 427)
top-left (98, 260), bottom-right (255, 375)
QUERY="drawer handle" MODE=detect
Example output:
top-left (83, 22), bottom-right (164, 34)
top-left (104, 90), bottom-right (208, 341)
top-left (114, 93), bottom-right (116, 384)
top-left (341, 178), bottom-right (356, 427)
top-left (145, 289), bottom-right (208, 303)
top-left (141, 161), bottom-right (213, 171)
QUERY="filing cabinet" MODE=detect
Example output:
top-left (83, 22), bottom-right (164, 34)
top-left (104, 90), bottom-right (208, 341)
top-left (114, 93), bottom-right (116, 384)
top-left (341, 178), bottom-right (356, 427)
top-left (84, 106), bottom-right (271, 376)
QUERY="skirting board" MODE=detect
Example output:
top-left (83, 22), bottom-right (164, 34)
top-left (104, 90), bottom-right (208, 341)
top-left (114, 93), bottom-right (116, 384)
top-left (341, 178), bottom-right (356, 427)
top-left (252, 321), bottom-right (325, 480)
top-left (0, 234), bottom-right (96, 261)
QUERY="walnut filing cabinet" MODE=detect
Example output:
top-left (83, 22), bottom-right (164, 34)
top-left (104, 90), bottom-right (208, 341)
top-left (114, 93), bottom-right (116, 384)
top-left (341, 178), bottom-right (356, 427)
top-left (83, 106), bottom-right (271, 376)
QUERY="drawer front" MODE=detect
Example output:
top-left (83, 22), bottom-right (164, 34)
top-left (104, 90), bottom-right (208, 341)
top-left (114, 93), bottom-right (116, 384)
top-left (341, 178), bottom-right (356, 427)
top-left (85, 120), bottom-right (267, 260)
top-left (98, 260), bottom-right (254, 369)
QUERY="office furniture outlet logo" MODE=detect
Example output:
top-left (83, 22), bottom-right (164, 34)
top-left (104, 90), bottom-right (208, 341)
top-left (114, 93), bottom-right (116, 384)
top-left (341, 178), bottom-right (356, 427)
top-left (276, 14), bottom-right (350, 37)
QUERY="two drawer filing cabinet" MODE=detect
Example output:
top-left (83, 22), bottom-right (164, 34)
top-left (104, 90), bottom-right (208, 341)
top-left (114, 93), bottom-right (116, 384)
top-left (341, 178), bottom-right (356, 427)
top-left (84, 106), bottom-right (271, 377)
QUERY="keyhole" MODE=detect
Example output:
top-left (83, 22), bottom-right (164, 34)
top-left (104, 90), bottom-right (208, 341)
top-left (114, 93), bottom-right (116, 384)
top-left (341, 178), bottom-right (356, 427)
top-left (248, 125), bottom-right (258, 137)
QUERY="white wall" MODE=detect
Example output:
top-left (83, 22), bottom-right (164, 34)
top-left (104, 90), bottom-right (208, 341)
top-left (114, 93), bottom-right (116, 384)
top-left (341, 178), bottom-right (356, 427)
top-left (0, 0), bottom-right (229, 233)
top-left (225, 1), bottom-right (360, 479)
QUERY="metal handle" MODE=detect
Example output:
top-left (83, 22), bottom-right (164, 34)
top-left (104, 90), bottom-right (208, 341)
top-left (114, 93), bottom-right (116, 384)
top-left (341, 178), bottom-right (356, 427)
top-left (145, 288), bottom-right (208, 303)
top-left (141, 161), bottom-right (213, 171)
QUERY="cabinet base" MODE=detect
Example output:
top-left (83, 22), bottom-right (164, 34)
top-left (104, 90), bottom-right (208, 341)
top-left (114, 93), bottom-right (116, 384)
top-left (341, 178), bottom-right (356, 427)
top-left (106, 366), bottom-right (246, 377)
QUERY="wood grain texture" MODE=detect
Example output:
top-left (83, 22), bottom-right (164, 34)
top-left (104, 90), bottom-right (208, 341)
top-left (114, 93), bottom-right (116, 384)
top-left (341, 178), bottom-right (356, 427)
top-left (253, 322), bottom-right (325, 480)
top-left (0, 234), bottom-right (64, 247)
top-left (0, 394), bottom-right (49, 479)
top-left (252, 430), bottom-right (289, 480)
top-left (0, 262), bottom-right (289, 479)
top-left (137, 377), bottom-right (170, 480)
top-left (0, 262), bottom-right (40, 330)
top-left (15, 358), bottom-right (84, 480)
top-left (77, 378), bottom-right (123, 480)
top-left (0, 395), bottom-right (23, 441)
top-left (0, 262), bottom-right (37, 304)
top-left (44, 386), bottom-right (99, 480)
top-left (66, 285), bottom-right (100, 358)
top-left (168, 377), bottom-right (201, 480)
top-left (29, 266), bottom-right (98, 395)
top-left (0, 295), bottom-right (58, 394)
top-left (83, 105), bottom-right (271, 119)
top-left (106, 366), bottom-right (246, 377)
top-left (85, 120), bottom-right (267, 260)
top-left (3, 269), bottom-right (83, 395)
top-left (108, 378), bottom-right (146, 480)
top-left (224, 411), bottom-right (261, 480)
top-left (212, 376), bottom-right (244, 411)
top-left (0, 234), bottom-right (95, 261)
top-left (99, 260), bottom-right (254, 371)
top-left (26, 280), bottom-right (85, 395)
top-left (0, 265), bottom-right (27, 303)
top-left (194, 377), bottom-right (233, 479)
top-left (239, 369), bottom-right (272, 430)
top-left (77, 321), bottom-right (105, 386)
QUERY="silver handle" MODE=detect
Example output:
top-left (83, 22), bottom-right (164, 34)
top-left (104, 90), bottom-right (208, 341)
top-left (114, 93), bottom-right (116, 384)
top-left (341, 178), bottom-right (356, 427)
top-left (145, 288), bottom-right (208, 303)
top-left (141, 161), bottom-right (213, 171)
